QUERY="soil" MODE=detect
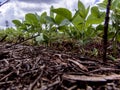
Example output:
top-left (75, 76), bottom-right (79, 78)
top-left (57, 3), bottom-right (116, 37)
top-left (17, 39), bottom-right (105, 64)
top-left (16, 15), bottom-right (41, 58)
top-left (0, 41), bottom-right (120, 90)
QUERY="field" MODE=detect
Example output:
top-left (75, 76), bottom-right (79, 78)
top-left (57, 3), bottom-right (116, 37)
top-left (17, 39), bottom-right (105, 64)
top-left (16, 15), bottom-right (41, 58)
top-left (0, 0), bottom-right (120, 89)
top-left (0, 41), bottom-right (120, 89)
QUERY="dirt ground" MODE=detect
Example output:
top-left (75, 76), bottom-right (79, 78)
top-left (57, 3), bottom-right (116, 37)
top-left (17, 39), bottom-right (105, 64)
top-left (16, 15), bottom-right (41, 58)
top-left (0, 42), bottom-right (120, 90)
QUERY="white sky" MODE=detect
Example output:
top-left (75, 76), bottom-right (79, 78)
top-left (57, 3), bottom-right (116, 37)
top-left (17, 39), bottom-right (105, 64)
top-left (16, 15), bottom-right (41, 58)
top-left (0, 0), bottom-right (103, 28)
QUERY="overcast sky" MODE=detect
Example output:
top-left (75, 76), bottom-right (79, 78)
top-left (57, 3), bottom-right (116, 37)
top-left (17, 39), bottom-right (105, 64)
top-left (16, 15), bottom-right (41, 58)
top-left (0, 0), bottom-right (103, 28)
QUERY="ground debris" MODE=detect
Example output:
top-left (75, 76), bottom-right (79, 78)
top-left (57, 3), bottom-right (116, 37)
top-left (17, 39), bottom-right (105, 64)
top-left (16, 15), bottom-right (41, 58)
top-left (0, 42), bottom-right (120, 90)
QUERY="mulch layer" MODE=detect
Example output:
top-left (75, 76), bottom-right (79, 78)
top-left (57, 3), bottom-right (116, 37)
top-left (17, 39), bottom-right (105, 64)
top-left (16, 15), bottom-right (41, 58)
top-left (0, 42), bottom-right (120, 90)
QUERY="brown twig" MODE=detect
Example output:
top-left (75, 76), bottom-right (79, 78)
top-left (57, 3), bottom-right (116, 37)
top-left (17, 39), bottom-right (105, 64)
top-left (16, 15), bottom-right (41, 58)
top-left (28, 70), bottom-right (43, 90)
top-left (89, 67), bottom-right (120, 73)
top-left (103, 0), bottom-right (112, 62)
top-left (40, 80), bottom-right (60, 90)
top-left (0, 71), bottom-right (14, 81)
top-left (6, 34), bottom-right (40, 48)
top-left (0, 81), bottom-right (14, 85)
top-left (0, 35), bottom-right (7, 42)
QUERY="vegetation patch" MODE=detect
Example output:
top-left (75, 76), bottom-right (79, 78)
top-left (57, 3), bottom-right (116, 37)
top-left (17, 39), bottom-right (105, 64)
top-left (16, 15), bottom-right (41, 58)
top-left (0, 0), bottom-right (120, 89)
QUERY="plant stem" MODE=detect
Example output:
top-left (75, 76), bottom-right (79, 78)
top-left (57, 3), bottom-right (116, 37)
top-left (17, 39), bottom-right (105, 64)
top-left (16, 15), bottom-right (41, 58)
top-left (103, 0), bottom-right (111, 62)
top-left (0, 0), bottom-right (10, 7)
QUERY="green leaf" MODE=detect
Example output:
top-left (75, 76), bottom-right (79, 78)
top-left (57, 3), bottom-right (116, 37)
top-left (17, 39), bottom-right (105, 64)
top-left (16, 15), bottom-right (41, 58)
top-left (50, 26), bottom-right (57, 32)
top-left (92, 48), bottom-right (98, 56)
top-left (107, 55), bottom-right (116, 61)
top-left (97, 0), bottom-right (108, 9)
top-left (35, 33), bottom-right (44, 42)
top-left (52, 8), bottom-right (72, 20)
top-left (108, 32), bottom-right (115, 40)
top-left (86, 11), bottom-right (105, 24)
top-left (60, 19), bottom-right (71, 26)
top-left (98, 0), bottom-right (120, 10)
top-left (117, 2), bottom-right (120, 9)
top-left (12, 20), bottom-right (22, 27)
top-left (91, 6), bottom-right (99, 17)
top-left (78, 0), bottom-right (85, 11)
top-left (45, 16), bottom-right (55, 24)
top-left (71, 10), bottom-right (80, 21)
top-left (76, 22), bottom-right (85, 31)
top-left (25, 13), bottom-right (38, 25)
top-left (40, 12), bottom-right (47, 24)
top-left (58, 25), bottom-right (67, 31)
top-left (35, 13), bottom-right (40, 22)
top-left (43, 34), bottom-right (49, 43)
top-left (86, 25), bottom-right (96, 37)
top-left (50, 6), bottom-right (54, 18)
top-left (85, 6), bottom-right (90, 18)
top-left (111, 0), bottom-right (120, 10)
top-left (72, 14), bottom-right (84, 26)
top-left (87, 15), bottom-right (104, 24)
top-left (78, 0), bottom-right (86, 19)
top-left (96, 24), bottom-right (104, 30)
top-left (117, 32), bottom-right (120, 42)
top-left (55, 14), bottom-right (65, 25)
